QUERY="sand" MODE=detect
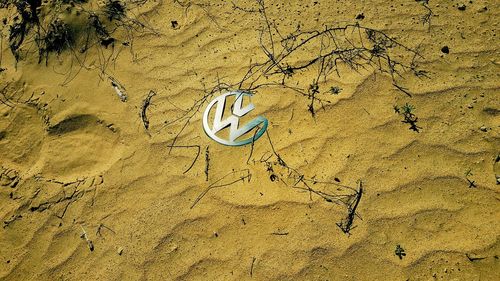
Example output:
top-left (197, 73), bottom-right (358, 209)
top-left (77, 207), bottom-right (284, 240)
top-left (0, 0), bottom-right (499, 280)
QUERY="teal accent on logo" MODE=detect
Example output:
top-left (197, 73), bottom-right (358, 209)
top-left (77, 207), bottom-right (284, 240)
top-left (202, 91), bottom-right (268, 146)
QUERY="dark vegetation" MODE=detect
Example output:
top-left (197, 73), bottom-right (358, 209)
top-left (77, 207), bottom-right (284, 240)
top-left (415, 0), bottom-right (433, 30)
top-left (465, 169), bottom-right (477, 188)
top-left (1, 0), bottom-right (157, 81)
top-left (336, 182), bottom-right (363, 234)
top-left (394, 103), bottom-right (421, 132)
top-left (395, 244), bottom-right (406, 259)
top-left (206, 0), bottom-right (428, 117)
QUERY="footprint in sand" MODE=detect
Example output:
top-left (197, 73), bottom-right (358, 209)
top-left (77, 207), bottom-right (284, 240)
top-left (39, 114), bottom-right (124, 180)
top-left (1, 101), bottom-right (124, 183)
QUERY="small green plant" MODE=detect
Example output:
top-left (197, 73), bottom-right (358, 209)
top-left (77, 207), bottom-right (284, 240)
top-left (329, 86), bottom-right (342, 95)
top-left (395, 245), bottom-right (406, 259)
top-left (394, 103), bottom-right (421, 132)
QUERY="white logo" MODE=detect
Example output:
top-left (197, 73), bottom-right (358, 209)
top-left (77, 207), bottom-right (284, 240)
top-left (202, 91), bottom-right (268, 146)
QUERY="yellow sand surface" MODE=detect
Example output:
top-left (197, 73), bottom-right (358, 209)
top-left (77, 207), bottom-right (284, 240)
top-left (0, 0), bottom-right (499, 280)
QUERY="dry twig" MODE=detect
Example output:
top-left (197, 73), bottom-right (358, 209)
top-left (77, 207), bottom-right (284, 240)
top-left (80, 225), bottom-right (95, 252)
top-left (140, 90), bottom-right (156, 134)
top-left (191, 169), bottom-right (251, 209)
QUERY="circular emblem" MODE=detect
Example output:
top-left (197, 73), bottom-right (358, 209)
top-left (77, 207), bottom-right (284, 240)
top-left (202, 91), bottom-right (268, 146)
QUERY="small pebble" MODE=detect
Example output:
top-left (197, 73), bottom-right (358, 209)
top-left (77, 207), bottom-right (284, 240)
top-left (355, 13), bottom-right (365, 20)
top-left (478, 7), bottom-right (488, 13)
top-left (458, 4), bottom-right (466, 11)
top-left (169, 243), bottom-right (179, 252)
top-left (479, 126), bottom-right (487, 132)
top-left (117, 247), bottom-right (124, 256)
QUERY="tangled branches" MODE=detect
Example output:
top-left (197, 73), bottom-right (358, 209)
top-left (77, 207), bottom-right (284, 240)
top-left (1, 0), bottom-right (158, 80)
top-left (416, 0), bottom-right (433, 30)
top-left (214, 0), bottom-right (428, 116)
top-left (255, 131), bottom-right (363, 234)
top-left (6, 0), bottom-right (42, 62)
top-left (3, 174), bottom-right (104, 228)
top-left (336, 182), bottom-right (363, 234)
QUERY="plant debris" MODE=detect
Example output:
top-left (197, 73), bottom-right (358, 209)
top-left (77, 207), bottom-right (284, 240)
top-left (394, 103), bottom-right (421, 132)
top-left (140, 90), bottom-right (156, 134)
top-left (395, 245), bottom-right (406, 259)
top-left (465, 169), bottom-right (477, 188)
top-left (336, 181), bottom-right (363, 234)
top-left (80, 226), bottom-right (95, 252)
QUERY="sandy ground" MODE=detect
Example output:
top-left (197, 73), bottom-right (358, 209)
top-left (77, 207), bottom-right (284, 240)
top-left (0, 0), bottom-right (499, 280)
